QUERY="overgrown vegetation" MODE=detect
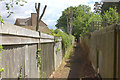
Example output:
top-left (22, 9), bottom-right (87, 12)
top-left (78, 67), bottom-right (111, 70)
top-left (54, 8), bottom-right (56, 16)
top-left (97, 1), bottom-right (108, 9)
top-left (50, 29), bottom-right (74, 49)
top-left (50, 29), bottom-right (74, 58)
top-left (64, 45), bottom-right (73, 60)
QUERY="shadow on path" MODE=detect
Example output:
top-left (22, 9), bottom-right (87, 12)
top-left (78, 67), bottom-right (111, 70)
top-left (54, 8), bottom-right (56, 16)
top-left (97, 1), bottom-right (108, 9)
top-left (66, 42), bottom-right (96, 78)
top-left (52, 42), bottom-right (99, 79)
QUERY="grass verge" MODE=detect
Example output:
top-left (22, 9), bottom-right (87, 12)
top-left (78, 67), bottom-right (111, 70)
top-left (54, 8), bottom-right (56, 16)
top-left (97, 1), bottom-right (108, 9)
top-left (64, 44), bottom-right (74, 60)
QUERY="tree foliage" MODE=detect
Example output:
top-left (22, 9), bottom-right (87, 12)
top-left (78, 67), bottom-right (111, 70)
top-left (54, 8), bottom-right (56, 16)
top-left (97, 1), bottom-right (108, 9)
top-left (56, 5), bottom-right (102, 37)
top-left (94, 2), bottom-right (102, 14)
top-left (73, 5), bottom-right (92, 37)
top-left (102, 7), bottom-right (119, 24)
top-left (56, 6), bottom-right (74, 34)
top-left (101, 2), bottom-right (119, 14)
top-left (56, 4), bottom-right (120, 38)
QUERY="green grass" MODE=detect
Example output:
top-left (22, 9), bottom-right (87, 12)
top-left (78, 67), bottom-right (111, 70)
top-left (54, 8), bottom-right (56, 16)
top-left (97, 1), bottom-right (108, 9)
top-left (64, 45), bottom-right (74, 60)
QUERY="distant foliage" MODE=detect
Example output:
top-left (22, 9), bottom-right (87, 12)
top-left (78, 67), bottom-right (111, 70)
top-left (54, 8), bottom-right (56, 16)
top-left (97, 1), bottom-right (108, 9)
top-left (56, 4), bottom-right (120, 37)
top-left (56, 5), bottom-right (103, 37)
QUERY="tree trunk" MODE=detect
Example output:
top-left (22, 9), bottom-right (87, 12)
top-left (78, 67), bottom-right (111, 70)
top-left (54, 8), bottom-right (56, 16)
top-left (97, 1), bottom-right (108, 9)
top-left (67, 17), bottom-right (69, 34)
top-left (69, 18), bottom-right (73, 35)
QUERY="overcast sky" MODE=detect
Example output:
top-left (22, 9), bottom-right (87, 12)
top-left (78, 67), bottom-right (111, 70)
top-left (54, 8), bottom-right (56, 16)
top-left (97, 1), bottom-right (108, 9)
top-left (0, 0), bottom-right (101, 29)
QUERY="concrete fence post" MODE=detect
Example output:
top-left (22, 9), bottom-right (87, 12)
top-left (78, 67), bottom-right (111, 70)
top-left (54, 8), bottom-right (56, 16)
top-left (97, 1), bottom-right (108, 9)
top-left (24, 45), bottom-right (29, 78)
top-left (54, 37), bottom-right (62, 70)
top-left (0, 22), bottom-right (2, 68)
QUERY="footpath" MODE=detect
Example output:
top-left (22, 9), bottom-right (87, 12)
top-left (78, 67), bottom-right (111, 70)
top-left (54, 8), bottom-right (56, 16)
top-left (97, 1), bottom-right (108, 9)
top-left (50, 42), bottom-right (98, 79)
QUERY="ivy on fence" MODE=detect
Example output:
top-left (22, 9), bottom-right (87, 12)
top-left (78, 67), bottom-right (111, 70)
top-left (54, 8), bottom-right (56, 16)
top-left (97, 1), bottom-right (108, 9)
top-left (0, 45), bottom-right (4, 79)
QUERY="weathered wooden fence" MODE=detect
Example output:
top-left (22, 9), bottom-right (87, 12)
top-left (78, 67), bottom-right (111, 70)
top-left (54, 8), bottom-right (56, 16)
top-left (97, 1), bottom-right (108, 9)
top-left (90, 21), bottom-right (108, 31)
top-left (40, 43), bottom-right (54, 78)
top-left (80, 24), bottom-right (120, 78)
top-left (0, 23), bottom-right (62, 78)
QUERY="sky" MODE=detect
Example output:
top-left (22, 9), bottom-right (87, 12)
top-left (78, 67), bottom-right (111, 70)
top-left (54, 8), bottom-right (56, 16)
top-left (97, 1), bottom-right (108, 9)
top-left (0, 0), bottom-right (101, 29)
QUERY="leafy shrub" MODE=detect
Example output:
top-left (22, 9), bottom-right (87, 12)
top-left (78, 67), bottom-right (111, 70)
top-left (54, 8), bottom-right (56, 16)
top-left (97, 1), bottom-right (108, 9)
top-left (50, 29), bottom-right (74, 49)
top-left (102, 7), bottom-right (119, 24)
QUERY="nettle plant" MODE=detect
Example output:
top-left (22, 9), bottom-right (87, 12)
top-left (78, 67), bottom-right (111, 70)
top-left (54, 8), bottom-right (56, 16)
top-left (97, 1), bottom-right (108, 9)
top-left (37, 48), bottom-right (42, 78)
top-left (37, 48), bottom-right (42, 68)
top-left (18, 64), bottom-right (23, 80)
top-left (0, 45), bottom-right (4, 79)
top-left (37, 49), bottom-right (47, 78)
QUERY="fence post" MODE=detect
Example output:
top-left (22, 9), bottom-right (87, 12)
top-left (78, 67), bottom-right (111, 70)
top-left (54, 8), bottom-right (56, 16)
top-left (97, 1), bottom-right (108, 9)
top-left (0, 22), bottom-right (2, 45)
top-left (24, 45), bottom-right (29, 78)
top-left (0, 22), bottom-right (2, 72)
top-left (38, 31), bottom-right (41, 78)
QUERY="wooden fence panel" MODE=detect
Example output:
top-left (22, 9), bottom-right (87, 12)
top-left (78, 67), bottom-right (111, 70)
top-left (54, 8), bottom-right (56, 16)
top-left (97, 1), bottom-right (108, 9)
top-left (26, 44), bottom-right (38, 78)
top-left (87, 24), bottom-right (115, 78)
top-left (2, 45), bottom-right (25, 78)
top-left (0, 23), bottom-right (62, 78)
top-left (40, 43), bottom-right (54, 78)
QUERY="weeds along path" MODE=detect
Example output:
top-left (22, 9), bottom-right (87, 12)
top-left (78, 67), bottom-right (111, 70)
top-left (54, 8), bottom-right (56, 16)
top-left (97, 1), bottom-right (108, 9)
top-left (52, 42), bottom-right (96, 79)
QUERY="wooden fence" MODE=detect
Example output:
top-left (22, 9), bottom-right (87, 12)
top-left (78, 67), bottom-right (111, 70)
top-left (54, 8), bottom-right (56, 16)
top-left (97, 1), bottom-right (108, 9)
top-left (90, 21), bottom-right (108, 31)
top-left (80, 24), bottom-right (120, 78)
top-left (0, 23), bottom-right (62, 78)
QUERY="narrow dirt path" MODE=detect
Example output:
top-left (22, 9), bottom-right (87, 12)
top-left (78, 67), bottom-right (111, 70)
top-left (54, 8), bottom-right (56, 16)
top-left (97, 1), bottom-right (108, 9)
top-left (52, 42), bottom-right (96, 79)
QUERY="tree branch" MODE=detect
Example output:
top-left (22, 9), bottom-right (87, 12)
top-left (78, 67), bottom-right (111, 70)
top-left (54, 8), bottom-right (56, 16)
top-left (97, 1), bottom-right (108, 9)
top-left (39, 5), bottom-right (47, 22)
top-left (35, 3), bottom-right (37, 12)
top-left (36, 3), bottom-right (41, 31)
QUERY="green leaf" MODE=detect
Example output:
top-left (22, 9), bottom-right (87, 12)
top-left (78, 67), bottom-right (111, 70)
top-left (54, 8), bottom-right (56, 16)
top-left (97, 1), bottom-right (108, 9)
top-left (20, 4), bottom-right (24, 6)
top-left (1, 19), bottom-right (4, 23)
top-left (7, 14), bottom-right (11, 18)
top-left (10, 12), bottom-right (14, 14)
top-left (16, 2), bottom-right (18, 5)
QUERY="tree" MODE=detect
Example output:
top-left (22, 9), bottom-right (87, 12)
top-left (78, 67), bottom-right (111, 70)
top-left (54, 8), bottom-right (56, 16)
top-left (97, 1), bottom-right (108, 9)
top-left (55, 11), bottom-right (67, 33)
top-left (102, 7), bottom-right (119, 24)
top-left (73, 5), bottom-right (91, 37)
top-left (101, 2), bottom-right (119, 14)
top-left (64, 7), bottom-right (74, 34)
top-left (56, 4), bottom-right (110, 38)
top-left (56, 6), bottom-right (74, 34)
top-left (94, 2), bottom-right (102, 14)
top-left (35, 3), bottom-right (47, 31)
top-left (88, 13), bottom-right (102, 31)
top-left (56, 5), bottom-right (92, 37)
